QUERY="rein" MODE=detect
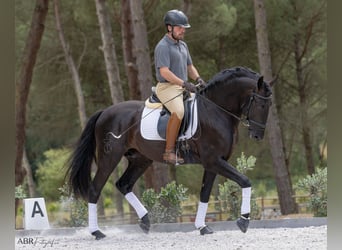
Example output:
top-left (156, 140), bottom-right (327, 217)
top-left (196, 93), bottom-right (246, 125)
top-left (107, 91), bottom-right (185, 139)
top-left (107, 81), bottom-right (272, 140)
top-left (197, 91), bottom-right (271, 129)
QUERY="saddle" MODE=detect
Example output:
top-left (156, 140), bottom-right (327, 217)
top-left (144, 87), bottom-right (194, 140)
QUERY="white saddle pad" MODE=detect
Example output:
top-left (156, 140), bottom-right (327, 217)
top-left (140, 97), bottom-right (198, 141)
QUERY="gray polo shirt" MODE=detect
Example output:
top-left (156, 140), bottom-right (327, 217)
top-left (154, 35), bottom-right (193, 82)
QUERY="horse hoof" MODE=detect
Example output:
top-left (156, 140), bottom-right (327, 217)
top-left (139, 214), bottom-right (150, 234)
top-left (199, 225), bottom-right (214, 235)
top-left (236, 216), bottom-right (250, 233)
top-left (91, 230), bottom-right (106, 240)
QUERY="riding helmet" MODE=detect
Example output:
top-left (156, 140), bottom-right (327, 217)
top-left (164, 10), bottom-right (191, 28)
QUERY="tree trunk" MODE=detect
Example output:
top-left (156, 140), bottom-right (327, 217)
top-left (253, 0), bottom-right (297, 214)
top-left (292, 1), bottom-right (316, 175)
top-left (129, 0), bottom-right (153, 100)
top-left (95, 0), bottom-right (124, 104)
top-left (53, 0), bottom-right (87, 129)
top-left (23, 148), bottom-right (37, 197)
top-left (15, 0), bottom-right (49, 187)
top-left (169, 165), bottom-right (177, 183)
top-left (182, 0), bottom-right (192, 16)
top-left (144, 163), bottom-right (170, 192)
top-left (154, 163), bottom-right (171, 192)
top-left (295, 51), bottom-right (315, 175)
top-left (120, 0), bottom-right (140, 100)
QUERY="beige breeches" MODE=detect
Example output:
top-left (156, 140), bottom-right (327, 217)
top-left (155, 82), bottom-right (184, 120)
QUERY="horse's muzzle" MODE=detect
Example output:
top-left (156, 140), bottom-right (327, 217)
top-left (248, 129), bottom-right (264, 141)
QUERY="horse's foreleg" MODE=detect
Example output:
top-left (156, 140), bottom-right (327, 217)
top-left (195, 170), bottom-right (216, 235)
top-left (212, 158), bottom-right (252, 233)
top-left (236, 186), bottom-right (251, 233)
top-left (124, 192), bottom-right (150, 233)
top-left (116, 150), bottom-right (152, 233)
top-left (116, 164), bottom-right (149, 220)
top-left (124, 192), bottom-right (148, 219)
top-left (241, 187), bottom-right (251, 216)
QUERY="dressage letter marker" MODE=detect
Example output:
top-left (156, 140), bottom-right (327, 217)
top-left (23, 197), bottom-right (50, 230)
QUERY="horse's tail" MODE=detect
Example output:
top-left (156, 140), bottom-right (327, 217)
top-left (66, 110), bottom-right (103, 200)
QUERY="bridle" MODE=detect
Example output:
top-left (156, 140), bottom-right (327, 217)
top-left (197, 91), bottom-right (272, 129)
top-left (241, 92), bottom-right (272, 129)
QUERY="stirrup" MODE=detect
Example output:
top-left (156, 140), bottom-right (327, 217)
top-left (163, 150), bottom-right (184, 165)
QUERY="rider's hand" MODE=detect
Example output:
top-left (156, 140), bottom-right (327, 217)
top-left (196, 77), bottom-right (206, 87)
top-left (183, 81), bottom-right (198, 93)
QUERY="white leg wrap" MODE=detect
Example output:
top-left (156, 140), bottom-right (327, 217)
top-left (241, 187), bottom-right (251, 215)
top-left (195, 202), bottom-right (208, 229)
top-left (125, 192), bottom-right (148, 219)
top-left (88, 203), bottom-right (100, 233)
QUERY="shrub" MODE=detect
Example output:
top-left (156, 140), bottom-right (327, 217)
top-left (35, 148), bottom-right (70, 201)
top-left (218, 152), bottom-right (260, 220)
top-left (296, 167), bottom-right (327, 217)
top-left (47, 202), bottom-right (60, 213)
top-left (15, 185), bottom-right (27, 199)
top-left (58, 183), bottom-right (87, 227)
top-left (142, 181), bottom-right (188, 223)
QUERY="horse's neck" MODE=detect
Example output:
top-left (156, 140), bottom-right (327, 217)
top-left (204, 81), bottom-right (248, 114)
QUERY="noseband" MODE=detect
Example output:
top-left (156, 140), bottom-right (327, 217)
top-left (241, 92), bottom-right (272, 129)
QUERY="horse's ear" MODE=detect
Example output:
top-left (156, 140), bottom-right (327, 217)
top-left (257, 76), bottom-right (264, 90)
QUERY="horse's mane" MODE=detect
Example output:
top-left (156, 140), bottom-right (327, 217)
top-left (204, 66), bottom-right (261, 91)
top-left (196, 67), bottom-right (265, 130)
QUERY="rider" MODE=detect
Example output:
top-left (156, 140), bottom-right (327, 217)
top-left (154, 10), bottom-right (206, 164)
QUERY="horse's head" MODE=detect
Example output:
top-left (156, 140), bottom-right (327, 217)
top-left (243, 76), bottom-right (273, 140)
top-left (199, 67), bottom-right (275, 140)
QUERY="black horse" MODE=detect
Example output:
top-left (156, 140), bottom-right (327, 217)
top-left (66, 66), bottom-right (273, 239)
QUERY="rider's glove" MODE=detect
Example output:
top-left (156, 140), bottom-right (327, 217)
top-left (196, 77), bottom-right (206, 88)
top-left (183, 81), bottom-right (198, 93)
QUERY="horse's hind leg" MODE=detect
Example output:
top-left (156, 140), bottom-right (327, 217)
top-left (194, 170), bottom-right (216, 235)
top-left (115, 149), bottom-right (152, 233)
top-left (88, 149), bottom-right (125, 240)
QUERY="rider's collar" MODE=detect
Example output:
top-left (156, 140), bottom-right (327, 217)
top-left (165, 34), bottom-right (180, 44)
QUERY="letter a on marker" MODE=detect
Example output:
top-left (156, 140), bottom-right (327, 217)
top-left (31, 201), bottom-right (44, 217)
